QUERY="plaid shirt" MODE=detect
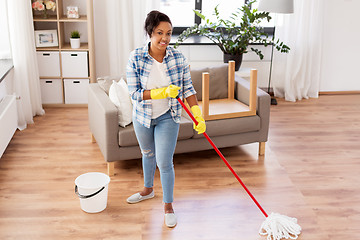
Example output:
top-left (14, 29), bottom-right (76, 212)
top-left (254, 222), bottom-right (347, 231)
top-left (126, 43), bottom-right (196, 128)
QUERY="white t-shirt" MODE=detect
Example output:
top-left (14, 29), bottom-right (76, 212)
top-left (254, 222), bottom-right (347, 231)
top-left (147, 59), bottom-right (170, 119)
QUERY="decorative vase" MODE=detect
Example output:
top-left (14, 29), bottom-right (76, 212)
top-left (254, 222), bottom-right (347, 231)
top-left (223, 53), bottom-right (243, 71)
top-left (70, 38), bottom-right (80, 49)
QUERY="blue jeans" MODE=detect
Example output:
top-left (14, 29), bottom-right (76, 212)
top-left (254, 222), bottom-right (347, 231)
top-left (133, 110), bottom-right (179, 203)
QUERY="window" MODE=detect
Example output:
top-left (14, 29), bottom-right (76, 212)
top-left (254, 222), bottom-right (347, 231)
top-left (251, 1), bottom-right (275, 27)
top-left (201, 0), bottom-right (245, 23)
top-left (159, 0), bottom-right (195, 27)
top-left (160, 0), bottom-right (248, 34)
top-left (0, 0), bottom-right (12, 59)
top-left (159, 0), bottom-right (274, 35)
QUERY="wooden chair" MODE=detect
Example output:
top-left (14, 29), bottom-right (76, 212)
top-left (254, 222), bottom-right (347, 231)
top-left (197, 61), bottom-right (258, 120)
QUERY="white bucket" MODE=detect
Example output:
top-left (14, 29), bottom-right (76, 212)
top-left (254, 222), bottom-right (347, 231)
top-left (75, 172), bottom-right (110, 213)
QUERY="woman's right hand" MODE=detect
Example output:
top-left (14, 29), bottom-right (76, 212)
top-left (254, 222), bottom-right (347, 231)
top-left (150, 85), bottom-right (181, 99)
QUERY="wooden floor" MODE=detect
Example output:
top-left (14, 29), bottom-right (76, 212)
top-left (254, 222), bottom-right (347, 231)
top-left (269, 95), bottom-right (360, 240)
top-left (0, 94), bottom-right (359, 240)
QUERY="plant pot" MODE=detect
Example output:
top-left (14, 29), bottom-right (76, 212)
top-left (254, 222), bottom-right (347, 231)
top-left (223, 53), bottom-right (243, 71)
top-left (70, 38), bottom-right (80, 49)
top-left (41, 9), bottom-right (48, 19)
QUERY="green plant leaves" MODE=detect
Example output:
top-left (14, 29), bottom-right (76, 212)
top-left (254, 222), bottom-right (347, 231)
top-left (174, 0), bottom-right (290, 57)
top-left (70, 30), bottom-right (80, 38)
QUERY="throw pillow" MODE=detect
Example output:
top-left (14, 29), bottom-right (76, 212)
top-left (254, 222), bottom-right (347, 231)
top-left (97, 76), bottom-right (124, 95)
top-left (108, 79), bottom-right (133, 127)
top-left (190, 64), bottom-right (228, 101)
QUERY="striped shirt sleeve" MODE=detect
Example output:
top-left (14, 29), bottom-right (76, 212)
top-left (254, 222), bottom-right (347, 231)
top-left (126, 50), bottom-right (144, 102)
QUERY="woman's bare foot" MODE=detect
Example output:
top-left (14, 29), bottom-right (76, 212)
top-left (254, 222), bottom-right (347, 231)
top-left (140, 187), bottom-right (153, 196)
top-left (164, 202), bottom-right (174, 213)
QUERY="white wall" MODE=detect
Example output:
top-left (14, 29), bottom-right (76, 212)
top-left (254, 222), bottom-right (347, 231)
top-left (92, 0), bottom-right (360, 92)
top-left (319, 0), bottom-right (360, 91)
top-left (93, 0), bottom-right (111, 77)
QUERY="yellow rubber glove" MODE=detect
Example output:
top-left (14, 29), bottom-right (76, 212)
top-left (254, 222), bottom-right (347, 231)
top-left (150, 85), bottom-right (181, 99)
top-left (191, 105), bottom-right (206, 134)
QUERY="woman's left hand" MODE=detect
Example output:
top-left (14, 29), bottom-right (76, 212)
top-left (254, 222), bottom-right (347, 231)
top-left (191, 105), bottom-right (206, 134)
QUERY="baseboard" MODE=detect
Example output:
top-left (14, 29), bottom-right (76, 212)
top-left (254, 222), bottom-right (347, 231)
top-left (260, 89), bottom-right (360, 96)
top-left (319, 91), bottom-right (360, 95)
top-left (42, 104), bottom-right (88, 108)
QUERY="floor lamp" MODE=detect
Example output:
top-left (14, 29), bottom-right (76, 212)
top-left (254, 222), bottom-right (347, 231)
top-left (258, 0), bottom-right (294, 105)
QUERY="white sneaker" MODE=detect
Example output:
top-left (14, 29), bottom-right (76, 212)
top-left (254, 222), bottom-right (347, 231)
top-left (165, 213), bottom-right (177, 228)
top-left (126, 191), bottom-right (155, 204)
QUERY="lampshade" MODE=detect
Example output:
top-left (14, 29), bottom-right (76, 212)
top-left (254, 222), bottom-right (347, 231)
top-left (258, 0), bottom-right (294, 14)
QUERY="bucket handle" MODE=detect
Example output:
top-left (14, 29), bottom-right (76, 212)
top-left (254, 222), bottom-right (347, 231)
top-left (75, 185), bottom-right (105, 199)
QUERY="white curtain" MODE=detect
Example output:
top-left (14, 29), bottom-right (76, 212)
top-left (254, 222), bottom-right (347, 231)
top-left (7, 0), bottom-right (45, 130)
top-left (105, 0), bottom-right (160, 76)
top-left (271, 0), bottom-right (324, 102)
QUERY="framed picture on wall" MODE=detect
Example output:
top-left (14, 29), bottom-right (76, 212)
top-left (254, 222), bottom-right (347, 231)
top-left (34, 30), bottom-right (59, 47)
top-left (67, 6), bottom-right (80, 18)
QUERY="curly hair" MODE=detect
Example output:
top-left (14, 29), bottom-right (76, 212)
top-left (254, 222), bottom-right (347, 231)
top-left (144, 10), bottom-right (172, 37)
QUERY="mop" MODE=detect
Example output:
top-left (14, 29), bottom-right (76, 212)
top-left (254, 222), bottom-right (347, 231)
top-left (176, 96), bottom-right (301, 240)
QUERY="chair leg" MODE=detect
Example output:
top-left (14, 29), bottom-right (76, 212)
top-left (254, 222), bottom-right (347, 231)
top-left (259, 142), bottom-right (265, 156)
top-left (107, 162), bottom-right (114, 176)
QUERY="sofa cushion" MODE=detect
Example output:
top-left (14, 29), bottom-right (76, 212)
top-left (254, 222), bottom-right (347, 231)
top-left (190, 64), bottom-right (228, 101)
top-left (191, 115), bottom-right (261, 139)
top-left (118, 116), bottom-right (194, 147)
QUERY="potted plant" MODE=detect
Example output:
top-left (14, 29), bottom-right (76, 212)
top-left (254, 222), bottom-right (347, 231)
top-left (32, 0), bottom-right (56, 19)
top-left (70, 30), bottom-right (80, 49)
top-left (175, 0), bottom-right (290, 70)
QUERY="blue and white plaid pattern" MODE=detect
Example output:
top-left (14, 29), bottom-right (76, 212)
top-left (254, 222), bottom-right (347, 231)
top-left (126, 43), bottom-right (196, 128)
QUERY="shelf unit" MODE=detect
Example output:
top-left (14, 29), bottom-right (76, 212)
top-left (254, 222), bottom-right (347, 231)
top-left (32, 0), bottom-right (96, 106)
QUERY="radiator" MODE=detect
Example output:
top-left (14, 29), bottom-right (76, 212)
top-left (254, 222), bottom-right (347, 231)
top-left (0, 95), bottom-right (17, 158)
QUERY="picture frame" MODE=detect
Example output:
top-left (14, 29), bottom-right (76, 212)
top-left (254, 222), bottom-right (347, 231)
top-left (67, 6), bottom-right (79, 19)
top-left (35, 30), bottom-right (58, 47)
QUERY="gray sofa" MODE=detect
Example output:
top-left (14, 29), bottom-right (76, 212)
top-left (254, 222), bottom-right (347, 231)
top-left (88, 65), bottom-right (270, 176)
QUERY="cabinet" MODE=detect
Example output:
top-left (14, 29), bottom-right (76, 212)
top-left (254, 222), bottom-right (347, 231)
top-left (32, 0), bottom-right (95, 105)
top-left (64, 79), bottom-right (89, 104)
top-left (40, 79), bottom-right (63, 104)
top-left (61, 51), bottom-right (88, 77)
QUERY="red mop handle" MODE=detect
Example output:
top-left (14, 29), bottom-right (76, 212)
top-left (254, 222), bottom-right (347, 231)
top-left (177, 96), bottom-right (268, 218)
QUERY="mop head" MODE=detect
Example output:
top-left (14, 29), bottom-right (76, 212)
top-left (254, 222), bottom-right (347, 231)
top-left (259, 212), bottom-right (301, 240)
